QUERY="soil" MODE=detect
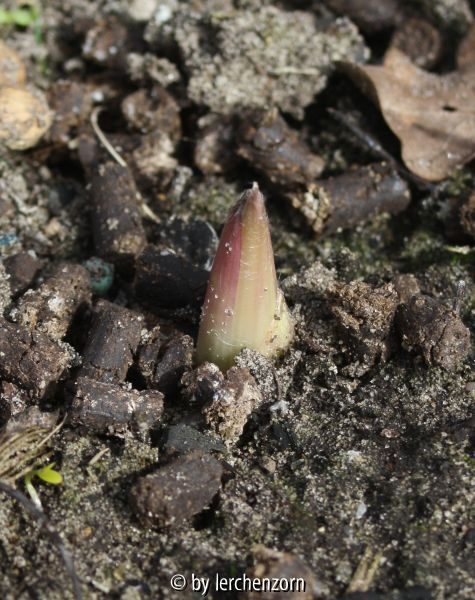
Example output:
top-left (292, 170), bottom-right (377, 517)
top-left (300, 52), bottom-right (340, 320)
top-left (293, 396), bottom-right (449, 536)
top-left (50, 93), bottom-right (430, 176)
top-left (0, 1), bottom-right (474, 600)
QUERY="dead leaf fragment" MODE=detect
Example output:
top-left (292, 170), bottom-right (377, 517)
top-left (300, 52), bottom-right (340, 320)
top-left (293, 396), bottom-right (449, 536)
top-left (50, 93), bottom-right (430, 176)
top-left (390, 18), bottom-right (442, 69)
top-left (0, 41), bottom-right (26, 87)
top-left (457, 22), bottom-right (475, 69)
top-left (341, 47), bottom-right (475, 181)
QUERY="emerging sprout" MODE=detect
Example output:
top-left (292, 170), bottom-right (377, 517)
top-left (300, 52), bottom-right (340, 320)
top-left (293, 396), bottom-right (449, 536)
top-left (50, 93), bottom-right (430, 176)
top-left (24, 462), bottom-right (63, 510)
top-left (196, 182), bottom-right (293, 371)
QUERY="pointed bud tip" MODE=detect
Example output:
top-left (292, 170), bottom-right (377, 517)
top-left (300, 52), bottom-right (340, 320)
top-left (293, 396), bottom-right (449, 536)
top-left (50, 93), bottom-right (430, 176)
top-left (237, 181), bottom-right (266, 220)
top-left (248, 181), bottom-right (263, 203)
top-left (196, 183), bottom-right (294, 371)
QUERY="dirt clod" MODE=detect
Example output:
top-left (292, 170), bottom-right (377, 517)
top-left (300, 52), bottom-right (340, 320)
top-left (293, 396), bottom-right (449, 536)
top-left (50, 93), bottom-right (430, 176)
top-left (150, 5), bottom-right (367, 119)
top-left (90, 163), bottom-right (147, 270)
top-left (324, 0), bottom-right (402, 34)
top-left (2, 252), bottom-right (44, 298)
top-left (396, 293), bottom-right (471, 370)
top-left (289, 163), bottom-right (410, 236)
top-left (129, 451), bottom-right (223, 528)
top-left (78, 300), bottom-right (143, 384)
top-left (0, 317), bottom-right (74, 398)
top-left (137, 333), bottom-right (193, 396)
top-left (203, 367), bottom-right (264, 444)
top-left (181, 362), bottom-right (225, 407)
top-left (70, 376), bottom-right (163, 437)
top-left (134, 244), bottom-right (208, 310)
top-left (237, 109), bottom-right (324, 189)
top-left (328, 280), bottom-right (399, 368)
top-left (11, 262), bottom-right (91, 342)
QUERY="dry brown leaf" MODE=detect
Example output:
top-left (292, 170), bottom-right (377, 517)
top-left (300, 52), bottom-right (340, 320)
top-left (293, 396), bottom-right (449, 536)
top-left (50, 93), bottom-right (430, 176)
top-left (457, 22), bottom-right (475, 69)
top-left (341, 46), bottom-right (475, 181)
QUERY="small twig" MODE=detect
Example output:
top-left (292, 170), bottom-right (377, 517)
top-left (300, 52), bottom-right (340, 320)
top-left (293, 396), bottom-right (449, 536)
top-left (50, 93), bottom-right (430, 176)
top-left (347, 546), bottom-right (383, 593)
top-left (328, 108), bottom-right (438, 194)
top-left (0, 480), bottom-right (82, 600)
top-left (453, 280), bottom-right (466, 313)
top-left (90, 107), bottom-right (163, 225)
top-left (272, 367), bottom-right (283, 403)
top-left (90, 107), bottom-right (127, 168)
top-left (139, 200), bottom-right (161, 224)
top-left (11, 193), bottom-right (38, 215)
top-left (268, 67), bottom-right (321, 76)
top-left (36, 415), bottom-right (67, 450)
top-left (88, 447), bottom-right (110, 467)
top-left (269, 367), bottom-right (291, 414)
top-left (328, 108), bottom-right (392, 161)
top-left (90, 107), bottom-right (162, 224)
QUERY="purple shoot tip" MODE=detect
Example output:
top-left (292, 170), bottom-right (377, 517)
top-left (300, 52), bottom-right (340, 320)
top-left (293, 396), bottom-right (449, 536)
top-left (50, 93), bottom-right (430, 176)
top-left (196, 182), bottom-right (294, 371)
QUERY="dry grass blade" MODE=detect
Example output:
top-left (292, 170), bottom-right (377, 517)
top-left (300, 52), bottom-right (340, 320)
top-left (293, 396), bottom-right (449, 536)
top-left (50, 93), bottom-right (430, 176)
top-left (90, 106), bottom-right (126, 167)
top-left (0, 481), bottom-right (82, 600)
top-left (0, 419), bottom-right (81, 598)
top-left (0, 420), bottom-right (63, 484)
top-left (347, 547), bottom-right (383, 593)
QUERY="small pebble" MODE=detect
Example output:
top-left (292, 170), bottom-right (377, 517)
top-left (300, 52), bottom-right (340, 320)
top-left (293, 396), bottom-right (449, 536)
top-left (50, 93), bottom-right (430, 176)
top-left (83, 257), bottom-right (114, 296)
top-left (3, 252), bottom-right (44, 298)
top-left (0, 86), bottom-right (52, 150)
